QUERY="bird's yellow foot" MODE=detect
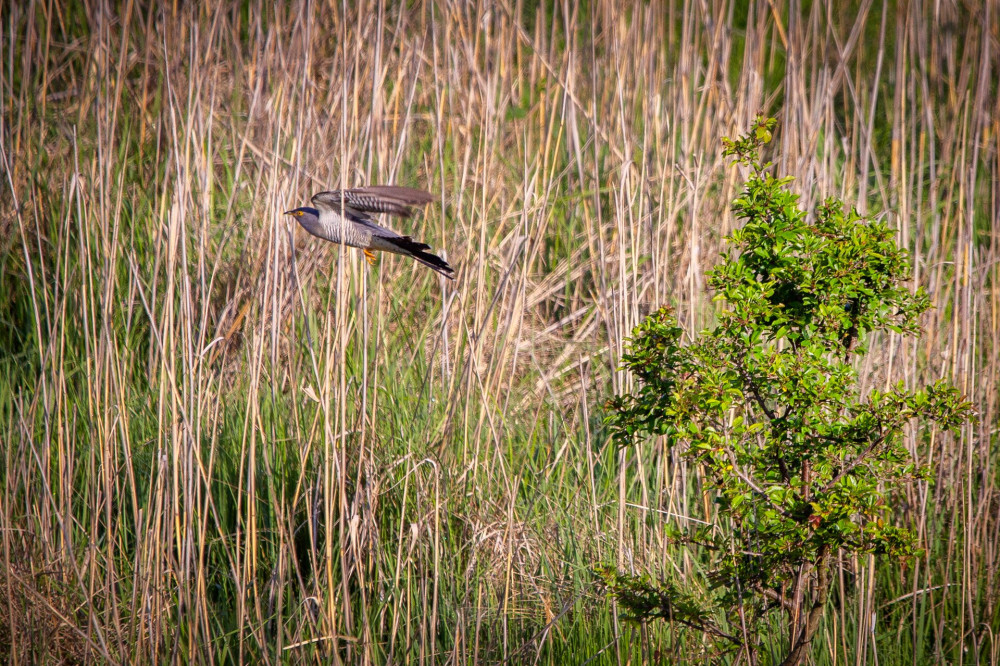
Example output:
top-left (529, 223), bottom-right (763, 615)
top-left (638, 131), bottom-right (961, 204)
top-left (363, 249), bottom-right (377, 266)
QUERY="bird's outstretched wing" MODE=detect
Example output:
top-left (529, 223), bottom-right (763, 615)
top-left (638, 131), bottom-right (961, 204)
top-left (311, 186), bottom-right (435, 219)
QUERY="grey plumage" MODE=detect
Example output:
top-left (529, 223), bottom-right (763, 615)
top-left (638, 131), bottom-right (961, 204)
top-left (313, 186), bottom-right (435, 218)
top-left (285, 186), bottom-right (455, 279)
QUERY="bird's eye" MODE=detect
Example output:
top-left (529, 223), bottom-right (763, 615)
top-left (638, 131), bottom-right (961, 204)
top-left (296, 211), bottom-right (303, 217)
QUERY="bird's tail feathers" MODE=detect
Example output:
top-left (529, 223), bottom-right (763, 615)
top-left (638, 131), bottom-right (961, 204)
top-left (386, 236), bottom-right (456, 280)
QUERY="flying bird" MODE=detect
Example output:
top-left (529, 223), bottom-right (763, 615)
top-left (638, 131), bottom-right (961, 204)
top-left (284, 186), bottom-right (455, 279)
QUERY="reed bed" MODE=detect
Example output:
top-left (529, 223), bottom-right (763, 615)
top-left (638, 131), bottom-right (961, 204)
top-left (1, 1), bottom-right (997, 663)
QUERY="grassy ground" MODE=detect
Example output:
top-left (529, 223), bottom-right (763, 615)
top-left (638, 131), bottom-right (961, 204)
top-left (1, 1), bottom-right (997, 663)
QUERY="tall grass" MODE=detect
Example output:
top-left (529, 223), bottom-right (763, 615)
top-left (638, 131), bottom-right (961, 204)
top-left (1, 1), bottom-right (997, 663)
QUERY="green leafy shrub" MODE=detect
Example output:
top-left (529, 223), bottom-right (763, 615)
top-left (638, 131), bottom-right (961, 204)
top-left (599, 117), bottom-right (974, 665)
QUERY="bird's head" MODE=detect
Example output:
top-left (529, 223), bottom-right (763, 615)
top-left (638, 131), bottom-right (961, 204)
top-left (284, 206), bottom-right (320, 224)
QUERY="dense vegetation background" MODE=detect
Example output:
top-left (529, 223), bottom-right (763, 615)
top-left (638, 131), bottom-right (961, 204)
top-left (1, 1), bottom-right (997, 663)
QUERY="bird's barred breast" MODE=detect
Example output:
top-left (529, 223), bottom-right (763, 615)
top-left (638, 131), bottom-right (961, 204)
top-left (318, 211), bottom-right (371, 248)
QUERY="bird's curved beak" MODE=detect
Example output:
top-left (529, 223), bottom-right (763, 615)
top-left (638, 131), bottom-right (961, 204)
top-left (283, 210), bottom-right (295, 216)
